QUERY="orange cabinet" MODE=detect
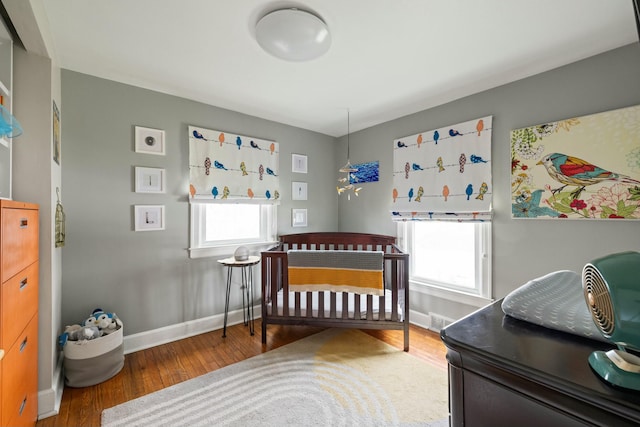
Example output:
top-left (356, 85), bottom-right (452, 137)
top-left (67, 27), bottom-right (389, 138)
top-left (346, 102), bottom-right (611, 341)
top-left (0, 200), bottom-right (39, 427)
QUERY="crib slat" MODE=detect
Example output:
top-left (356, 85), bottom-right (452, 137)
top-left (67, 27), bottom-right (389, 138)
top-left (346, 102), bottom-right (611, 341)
top-left (391, 257), bottom-right (399, 322)
top-left (366, 295), bottom-right (374, 320)
top-left (306, 292), bottom-right (313, 318)
top-left (318, 291), bottom-right (325, 318)
top-left (294, 291), bottom-right (301, 317)
top-left (342, 293), bottom-right (349, 319)
top-left (271, 254), bottom-right (279, 316)
top-left (330, 292), bottom-right (337, 319)
top-left (281, 254), bottom-right (289, 317)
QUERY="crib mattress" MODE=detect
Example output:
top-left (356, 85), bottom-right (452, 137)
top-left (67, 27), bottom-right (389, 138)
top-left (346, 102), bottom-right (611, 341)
top-left (267, 289), bottom-right (403, 321)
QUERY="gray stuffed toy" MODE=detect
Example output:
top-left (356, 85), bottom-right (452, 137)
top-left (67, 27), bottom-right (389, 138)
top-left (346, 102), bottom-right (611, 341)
top-left (62, 324), bottom-right (103, 343)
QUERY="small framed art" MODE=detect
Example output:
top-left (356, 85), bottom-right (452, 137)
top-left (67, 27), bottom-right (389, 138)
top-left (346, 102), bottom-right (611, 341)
top-left (292, 208), bottom-right (307, 227)
top-left (135, 167), bottom-right (166, 193)
top-left (292, 154), bottom-right (308, 173)
top-left (135, 126), bottom-right (165, 155)
top-left (291, 181), bottom-right (308, 201)
top-left (134, 205), bottom-right (165, 231)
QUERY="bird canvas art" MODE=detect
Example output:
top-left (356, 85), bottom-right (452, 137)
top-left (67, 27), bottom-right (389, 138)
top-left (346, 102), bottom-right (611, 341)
top-left (511, 104), bottom-right (640, 219)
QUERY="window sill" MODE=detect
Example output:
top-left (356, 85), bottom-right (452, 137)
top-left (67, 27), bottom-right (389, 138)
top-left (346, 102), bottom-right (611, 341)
top-left (189, 241), bottom-right (279, 259)
top-left (410, 280), bottom-right (493, 308)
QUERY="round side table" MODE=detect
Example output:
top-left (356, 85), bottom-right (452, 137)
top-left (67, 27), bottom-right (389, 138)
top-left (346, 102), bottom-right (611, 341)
top-left (217, 255), bottom-right (260, 337)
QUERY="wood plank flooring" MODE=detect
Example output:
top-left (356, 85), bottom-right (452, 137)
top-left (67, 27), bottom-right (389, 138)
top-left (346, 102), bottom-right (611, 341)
top-left (36, 323), bottom-right (447, 427)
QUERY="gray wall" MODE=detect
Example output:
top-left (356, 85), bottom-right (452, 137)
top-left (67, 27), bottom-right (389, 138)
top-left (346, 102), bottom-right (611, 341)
top-left (339, 43), bottom-right (640, 320)
top-left (61, 71), bottom-right (337, 333)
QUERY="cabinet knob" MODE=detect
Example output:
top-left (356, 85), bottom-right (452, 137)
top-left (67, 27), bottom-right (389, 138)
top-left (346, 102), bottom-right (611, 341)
top-left (20, 217), bottom-right (28, 228)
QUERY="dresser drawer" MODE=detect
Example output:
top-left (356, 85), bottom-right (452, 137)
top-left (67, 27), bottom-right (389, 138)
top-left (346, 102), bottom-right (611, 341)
top-left (1, 314), bottom-right (38, 427)
top-left (1, 263), bottom-right (38, 350)
top-left (1, 207), bottom-right (38, 283)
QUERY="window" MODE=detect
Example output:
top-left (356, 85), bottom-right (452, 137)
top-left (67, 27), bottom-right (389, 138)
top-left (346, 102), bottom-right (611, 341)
top-left (189, 203), bottom-right (277, 258)
top-left (398, 221), bottom-right (492, 307)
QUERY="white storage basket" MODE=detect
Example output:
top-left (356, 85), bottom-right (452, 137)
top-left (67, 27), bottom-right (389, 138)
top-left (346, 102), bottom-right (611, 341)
top-left (63, 325), bottom-right (124, 387)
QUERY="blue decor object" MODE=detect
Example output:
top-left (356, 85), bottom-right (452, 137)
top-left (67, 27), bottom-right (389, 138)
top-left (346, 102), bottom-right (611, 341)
top-left (350, 161), bottom-right (379, 184)
top-left (0, 105), bottom-right (22, 138)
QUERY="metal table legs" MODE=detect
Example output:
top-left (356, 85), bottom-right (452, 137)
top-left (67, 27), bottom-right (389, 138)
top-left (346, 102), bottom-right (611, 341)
top-left (222, 264), bottom-right (255, 337)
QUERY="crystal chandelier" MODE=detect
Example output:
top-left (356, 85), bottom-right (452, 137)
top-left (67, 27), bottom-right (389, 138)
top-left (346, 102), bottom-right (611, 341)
top-left (337, 109), bottom-right (362, 200)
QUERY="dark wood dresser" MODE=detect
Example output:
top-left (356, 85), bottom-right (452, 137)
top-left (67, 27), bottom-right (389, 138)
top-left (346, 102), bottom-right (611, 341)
top-left (440, 299), bottom-right (640, 427)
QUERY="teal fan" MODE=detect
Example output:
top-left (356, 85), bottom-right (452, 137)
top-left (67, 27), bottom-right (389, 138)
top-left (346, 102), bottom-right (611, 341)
top-left (0, 104), bottom-right (23, 138)
top-left (582, 251), bottom-right (640, 391)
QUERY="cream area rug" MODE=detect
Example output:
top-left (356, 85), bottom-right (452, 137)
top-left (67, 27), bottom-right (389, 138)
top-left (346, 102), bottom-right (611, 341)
top-left (101, 329), bottom-right (449, 427)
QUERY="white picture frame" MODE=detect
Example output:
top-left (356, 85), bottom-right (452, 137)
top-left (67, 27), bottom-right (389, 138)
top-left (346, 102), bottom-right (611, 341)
top-left (135, 167), bottom-right (166, 193)
top-left (291, 181), bottom-right (308, 201)
top-left (135, 126), bottom-right (165, 155)
top-left (292, 208), bottom-right (307, 227)
top-left (134, 205), bottom-right (165, 231)
top-left (291, 153), bottom-right (308, 173)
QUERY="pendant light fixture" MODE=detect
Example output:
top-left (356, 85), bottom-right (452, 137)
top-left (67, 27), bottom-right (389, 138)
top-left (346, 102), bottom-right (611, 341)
top-left (337, 109), bottom-right (362, 200)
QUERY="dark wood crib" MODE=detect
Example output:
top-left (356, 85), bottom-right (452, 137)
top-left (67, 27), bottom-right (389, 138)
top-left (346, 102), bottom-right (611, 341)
top-left (261, 232), bottom-right (410, 350)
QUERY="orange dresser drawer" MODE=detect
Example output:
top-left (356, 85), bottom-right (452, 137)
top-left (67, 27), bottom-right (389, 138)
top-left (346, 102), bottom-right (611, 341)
top-left (1, 263), bottom-right (38, 350)
top-left (1, 314), bottom-right (38, 427)
top-left (1, 206), bottom-right (38, 283)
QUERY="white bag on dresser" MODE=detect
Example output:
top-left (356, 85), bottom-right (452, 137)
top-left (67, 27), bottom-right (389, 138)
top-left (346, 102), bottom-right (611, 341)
top-left (63, 324), bottom-right (124, 387)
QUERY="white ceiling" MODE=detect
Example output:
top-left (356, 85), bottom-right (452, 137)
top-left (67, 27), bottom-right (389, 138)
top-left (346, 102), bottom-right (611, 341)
top-left (38, 0), bottom-right (638, 137)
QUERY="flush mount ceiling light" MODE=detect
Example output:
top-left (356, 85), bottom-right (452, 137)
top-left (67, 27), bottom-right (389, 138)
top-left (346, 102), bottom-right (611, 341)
top-left (255, 8), bottom-right (331, 62)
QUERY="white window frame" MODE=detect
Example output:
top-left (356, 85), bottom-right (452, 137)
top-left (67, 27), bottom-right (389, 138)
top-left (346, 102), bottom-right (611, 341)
top-left (397, 221), bottom-right (493, 307)
top-left (189, 203), bottom-right (278, 258)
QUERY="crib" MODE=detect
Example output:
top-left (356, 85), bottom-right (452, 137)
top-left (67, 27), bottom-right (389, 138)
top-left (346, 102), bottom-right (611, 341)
top-left (261, 232), bottom-right (410, 350)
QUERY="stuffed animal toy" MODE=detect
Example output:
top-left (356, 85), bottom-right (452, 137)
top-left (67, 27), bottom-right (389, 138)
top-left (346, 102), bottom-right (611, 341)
top-left (84, 308), bottom-right (123, 334)
top-left (58, 324), bottom-right (103, 347)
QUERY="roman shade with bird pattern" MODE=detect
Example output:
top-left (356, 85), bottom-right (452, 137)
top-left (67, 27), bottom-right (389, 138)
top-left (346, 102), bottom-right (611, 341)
top-left (188, 125), bottom-right (279, 203)
top-left (391, 116), bottom-right (492, 221)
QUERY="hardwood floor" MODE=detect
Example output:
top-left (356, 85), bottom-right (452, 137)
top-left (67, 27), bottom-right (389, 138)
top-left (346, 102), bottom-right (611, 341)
top-left (36, 323), bottom-right (447, 427)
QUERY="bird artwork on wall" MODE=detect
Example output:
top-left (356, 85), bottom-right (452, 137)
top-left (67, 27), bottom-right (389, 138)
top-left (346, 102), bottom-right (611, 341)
top-left (537, 152), bottom-right (640, 199)
top-left (511, 104), bottom-right (640, 220)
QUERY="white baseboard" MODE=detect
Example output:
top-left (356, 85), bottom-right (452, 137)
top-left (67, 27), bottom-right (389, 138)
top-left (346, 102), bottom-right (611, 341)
top-left (124, 305), bottom-right (262, 354)
top-left (409, 309), bottom-right (454, 333)
top-left (37, 353), bottom-right (64, 419)
top-left (409, 309), bottom-right (431, 330)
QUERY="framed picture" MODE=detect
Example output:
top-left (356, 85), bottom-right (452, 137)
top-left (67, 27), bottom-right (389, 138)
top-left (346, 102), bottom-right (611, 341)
top-left (135, 126), bottom-right (165, 155)
top-left (351, 161), bottom-right (379, 183)
top-left (135, 167), bottom-right (166, 193)
top-left (292, 208), bottom-right (307, 227)
top-left (134, 205), bottom-right (165, 231)
top-left (292, 153), bottom-right (308, 173)
top-left (510, 105), bottom-right (640, 220)
top-left (291, 181), bottom-right (308, 200)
